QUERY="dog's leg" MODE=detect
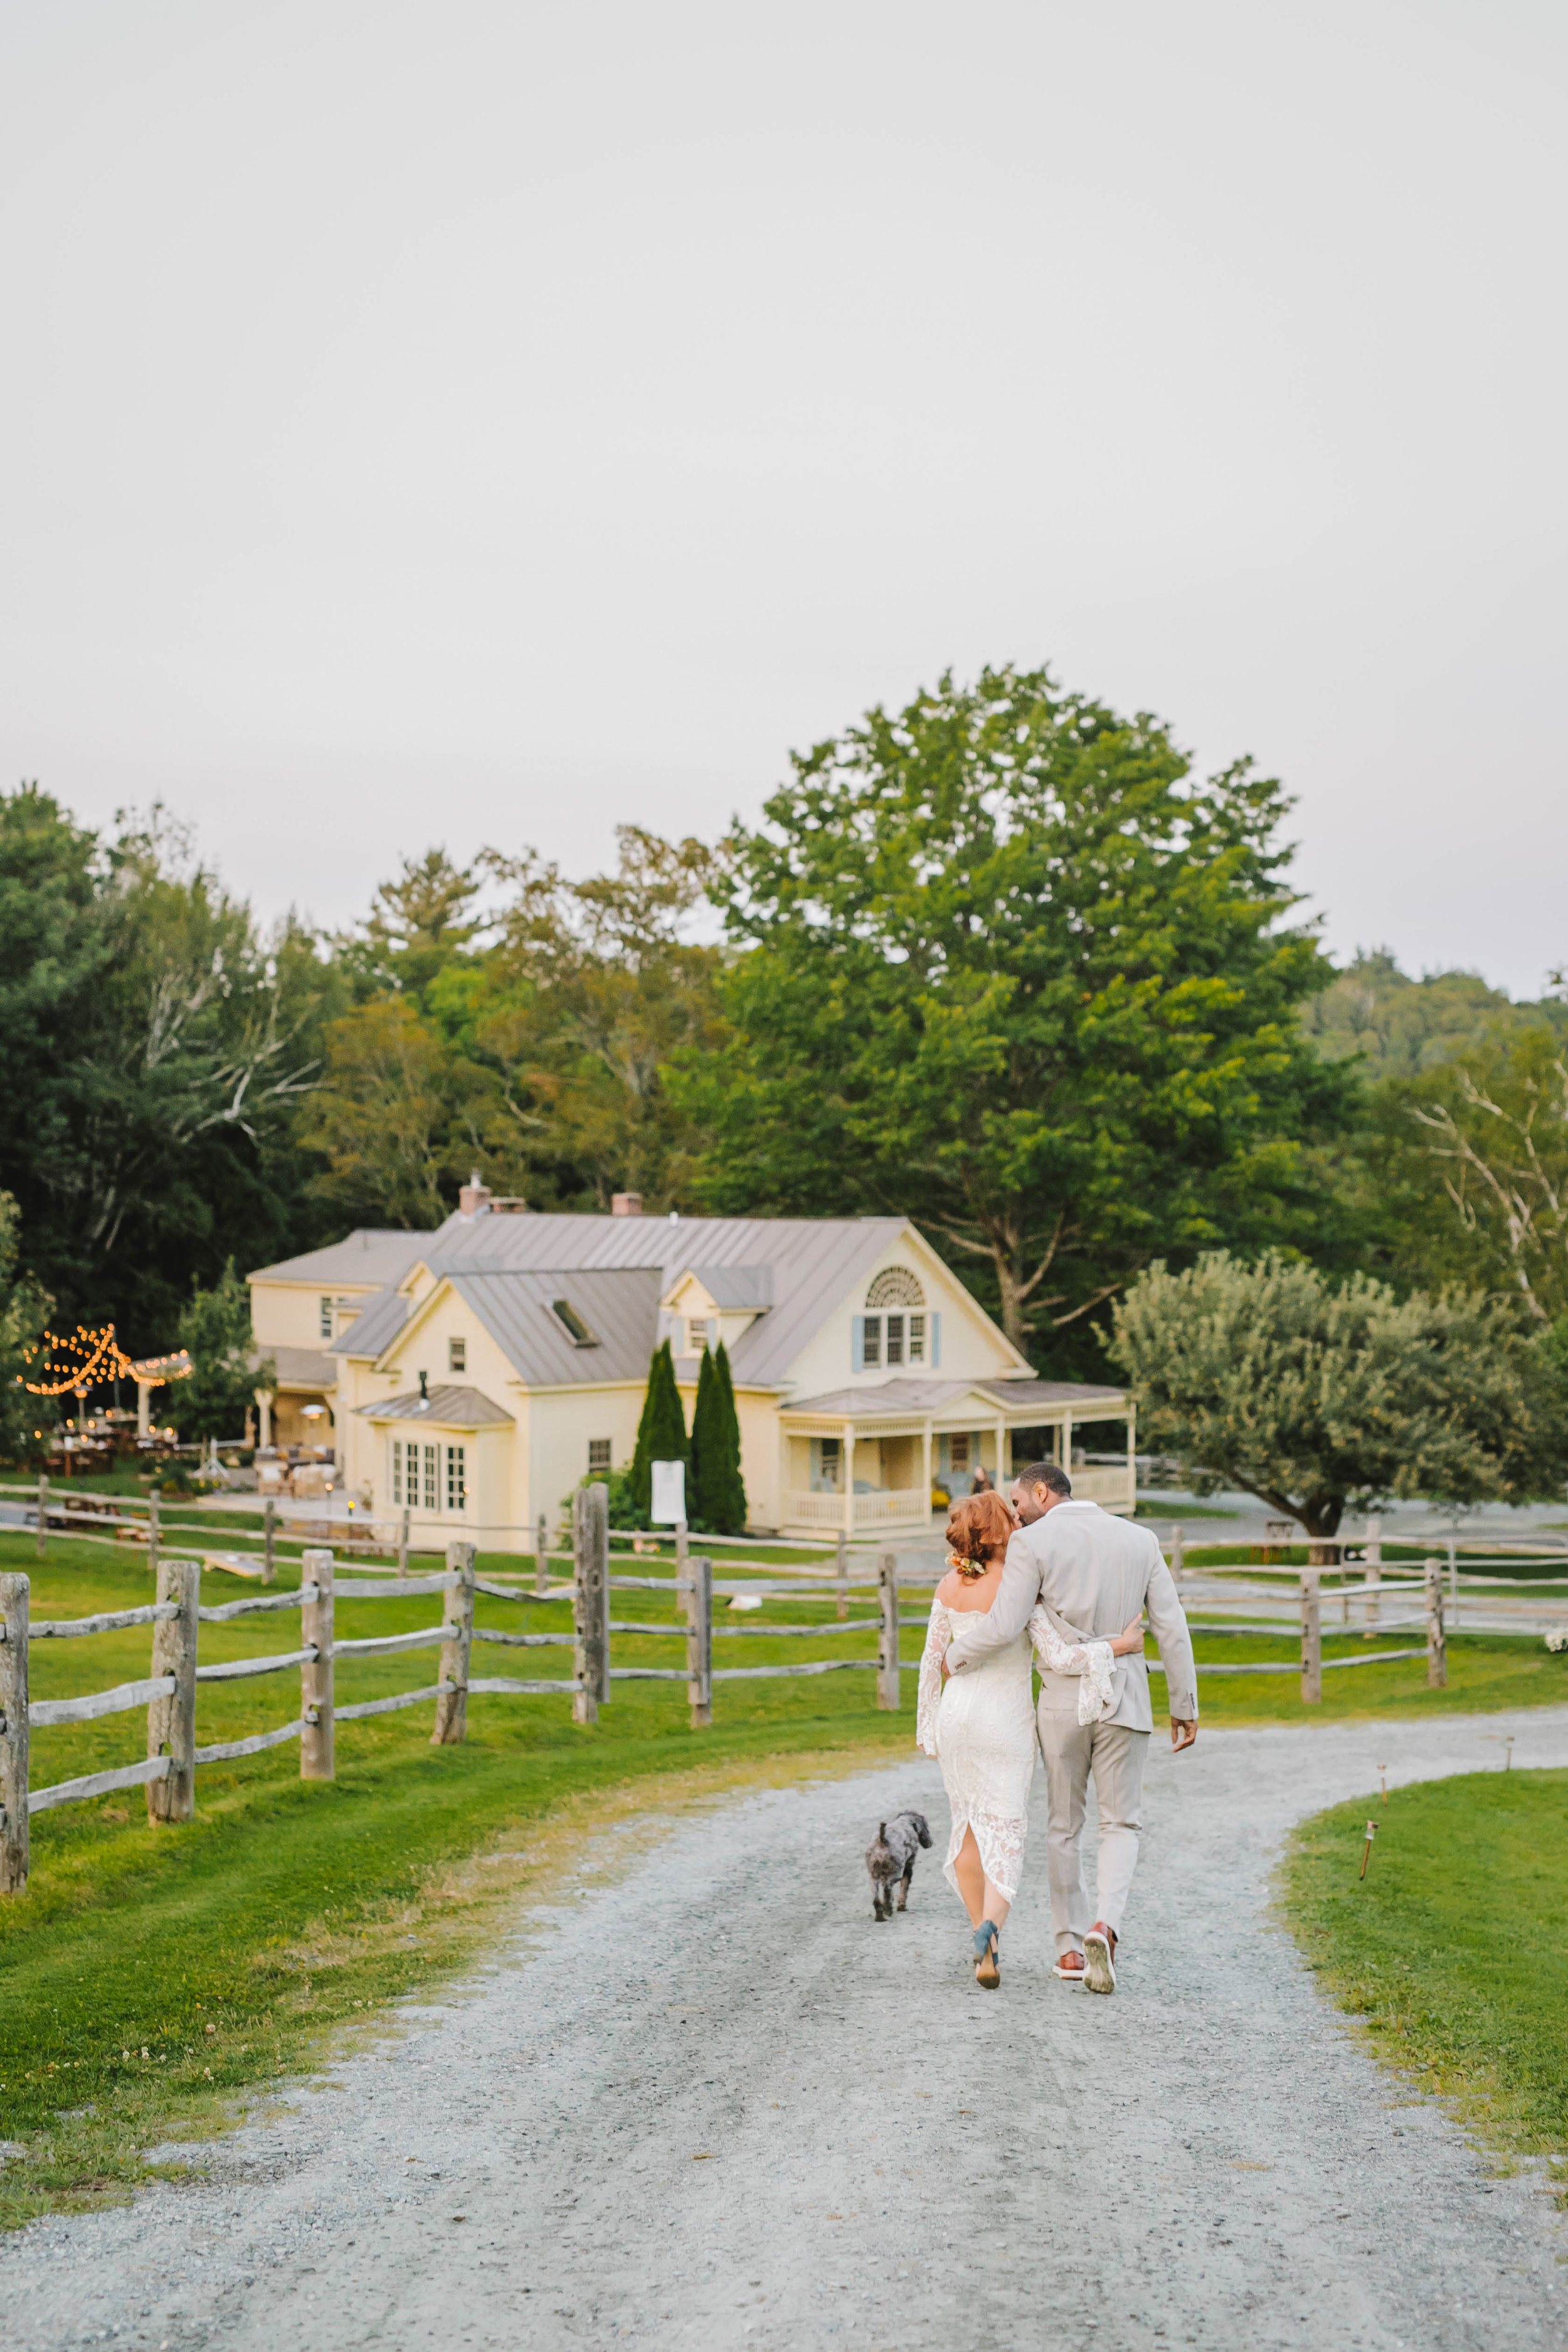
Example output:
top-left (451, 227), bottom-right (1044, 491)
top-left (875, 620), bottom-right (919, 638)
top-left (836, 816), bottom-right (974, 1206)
top-left (897, 1858), bottom-right (914, 1912)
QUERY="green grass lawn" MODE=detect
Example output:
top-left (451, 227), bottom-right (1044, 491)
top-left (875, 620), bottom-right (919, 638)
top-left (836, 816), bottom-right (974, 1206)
top-left (3, 1530), bottom-right (1566, 2231)
top-left (1282, 1769), bottom-right (1568, 2185)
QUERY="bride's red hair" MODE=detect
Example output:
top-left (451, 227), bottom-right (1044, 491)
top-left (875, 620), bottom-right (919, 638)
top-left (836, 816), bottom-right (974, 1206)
top-left (945, 1492), bottom-right (1015, 1581)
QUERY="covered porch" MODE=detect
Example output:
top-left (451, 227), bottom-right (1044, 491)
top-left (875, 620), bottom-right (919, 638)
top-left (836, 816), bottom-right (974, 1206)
top-left (776, 1377), bottom-right (1136, 1537)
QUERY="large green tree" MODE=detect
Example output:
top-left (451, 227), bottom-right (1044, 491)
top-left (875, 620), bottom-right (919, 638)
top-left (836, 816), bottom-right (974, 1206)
top-left (0, 787), bottom-right (339, 1347)
top-left (0, 1190), bottom-right (56, 1463)
top-left (1108, 1251), bottom-right (1568, 1555)
top-left (677, 665), bottom-right (1355, 1357)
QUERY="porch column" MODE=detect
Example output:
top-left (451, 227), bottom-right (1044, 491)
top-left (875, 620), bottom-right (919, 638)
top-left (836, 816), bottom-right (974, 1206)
top-left (994, 1416), bottom-right (1007, 1489)
top-left (253, 1389), bottom-right (273, 1450)
top-left (922, 1421), bottom-right (933, 1514)
top-left (1062, 1412), bottom-right (1074, 1481)
top-left (1125, 1406), bottom-right (1136, 1505)
top-left (137, 1378), bottom-right (155, 1439)
top-left (843, 1423), bottom-right (856, 1537)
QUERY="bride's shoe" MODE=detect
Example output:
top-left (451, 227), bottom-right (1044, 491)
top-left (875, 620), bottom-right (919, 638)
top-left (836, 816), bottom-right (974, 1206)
top-left (972, 1920), bottom-right (1000, 1989)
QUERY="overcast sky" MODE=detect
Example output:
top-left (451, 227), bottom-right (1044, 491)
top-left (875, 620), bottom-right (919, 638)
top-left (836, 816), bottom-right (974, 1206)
top-left (3, 1), bottom-right (1564, 992)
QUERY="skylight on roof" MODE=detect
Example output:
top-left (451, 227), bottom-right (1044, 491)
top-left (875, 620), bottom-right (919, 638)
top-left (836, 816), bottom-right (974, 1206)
top-left (551, 1298), bottom-right (600, 1348)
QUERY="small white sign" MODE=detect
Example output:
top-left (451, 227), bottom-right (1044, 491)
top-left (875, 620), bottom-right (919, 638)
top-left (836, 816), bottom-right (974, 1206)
top-left (650, 1459), bottom-right (686, 1526)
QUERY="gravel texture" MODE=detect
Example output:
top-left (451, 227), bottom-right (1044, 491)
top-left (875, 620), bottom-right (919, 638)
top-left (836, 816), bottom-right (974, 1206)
top-left (6, 1704), bottom-right (1568, 2351)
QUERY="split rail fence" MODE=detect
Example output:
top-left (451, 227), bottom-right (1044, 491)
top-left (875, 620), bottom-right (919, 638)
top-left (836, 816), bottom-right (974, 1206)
top-left (0, 1485), bottom-right (911, 1896)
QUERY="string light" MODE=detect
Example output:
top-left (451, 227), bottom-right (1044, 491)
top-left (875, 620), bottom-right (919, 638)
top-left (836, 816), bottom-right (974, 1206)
top-left (17, 1326), bottom-right (193, 1399)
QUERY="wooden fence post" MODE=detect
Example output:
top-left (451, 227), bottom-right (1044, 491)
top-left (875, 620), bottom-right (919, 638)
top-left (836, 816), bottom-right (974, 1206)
top-left (877, 1552), bottom-right (900, 1711)
top-left (1169, 1524), bottom-right (1184, 1584)
top-left (398, 1506), bottom-right (410, 1580)
top-left (146, 1555), bottom-right (200, 1823)
top-left (147, 1490), bottom-right (161, 1579)
top-left (433, 1540), bottom-right (476, 1744)
top-left (686, 1553), bottom-right (712, 1728)
top-left (1362, 1515), bottom-right (1380, 1631)
top-left (1426, 1556), bottom-right (1446, 1690)
top-left (262, 1498), bottom-right (277, 1585)
top-left (0, 1572), bottom-right (28, 1895)
top-left (300, 1549), bottom-right (335, 1780)
top-left (835, 1528), bottom-right (849, 1622)
top-left (534, 1512), bottom-right (548, 1597)
top-left (1300, 1569), bottom-right (1322, 1705)
top-left (35, 1473), bottom-right (48, 1561)
top-left (675, 1518), bottom-right (690, 1622)
top-left (573, 1482), bottom-right (609, 1725)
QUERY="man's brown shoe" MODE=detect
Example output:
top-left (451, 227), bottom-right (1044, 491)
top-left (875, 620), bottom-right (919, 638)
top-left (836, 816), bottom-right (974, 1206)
top-left (1053, 1951), bottom-right (1086, 1982)
top-left (1083, 1921), bottom-right (1118, 1995)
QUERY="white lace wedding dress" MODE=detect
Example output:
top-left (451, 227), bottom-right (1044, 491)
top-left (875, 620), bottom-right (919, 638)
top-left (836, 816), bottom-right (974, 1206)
top-left (916, 1597), bottom-right (1117, 1904)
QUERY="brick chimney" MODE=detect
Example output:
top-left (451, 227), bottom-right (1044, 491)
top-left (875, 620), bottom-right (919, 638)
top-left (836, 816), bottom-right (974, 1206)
top-left (611, 1192), bottom-right (644, 1217)
top-left (458, 1171), bottom-right (492, 1217)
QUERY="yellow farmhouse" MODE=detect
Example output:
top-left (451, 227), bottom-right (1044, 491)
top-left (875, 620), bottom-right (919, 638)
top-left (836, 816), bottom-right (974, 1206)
top-left (247, 1183), bottom-right (1136, 1549)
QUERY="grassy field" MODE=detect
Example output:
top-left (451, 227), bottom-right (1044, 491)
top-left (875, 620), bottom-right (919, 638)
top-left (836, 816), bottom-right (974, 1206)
top-left (1282, 1769), bottom-right (1568, 2186)
top-left (3, 1530), bottom-right (1566, 2231)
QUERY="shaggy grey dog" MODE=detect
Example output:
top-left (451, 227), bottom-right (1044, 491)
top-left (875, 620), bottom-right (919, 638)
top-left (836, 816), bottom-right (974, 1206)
top-left (865, 1809), bottom-right (933, 1919)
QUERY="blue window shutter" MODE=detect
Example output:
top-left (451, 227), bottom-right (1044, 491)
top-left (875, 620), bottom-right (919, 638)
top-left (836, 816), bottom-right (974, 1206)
top-left (851, 1315), bottom-right (866, 1373)
top-left (930, 1312), bottom-right (941, 1367)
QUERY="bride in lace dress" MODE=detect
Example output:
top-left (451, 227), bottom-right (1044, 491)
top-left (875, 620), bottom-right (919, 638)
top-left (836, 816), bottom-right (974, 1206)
top-left (916, 1493), bottom-right (1145, 1988)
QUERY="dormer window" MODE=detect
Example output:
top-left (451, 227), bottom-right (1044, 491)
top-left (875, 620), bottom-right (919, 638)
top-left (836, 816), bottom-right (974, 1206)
top-left (686, 1315), bottom-right (715, 1355)
top-left (319, 1295), bottom-right (334, 1340)
top-left (551, 1298), bottom-right (599, 1348)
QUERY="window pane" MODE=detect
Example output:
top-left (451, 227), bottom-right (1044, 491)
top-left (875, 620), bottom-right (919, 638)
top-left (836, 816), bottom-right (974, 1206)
top-left (909, 1315), bottom-right (926, 1362)
top-left (423, 1444), bottom-right (439, 1510)
top-left (862, 1316), bottom-right (881, 1367)
top-left (588, 1438), bottom-right (612, 1471)
top-left (446, 1445), bottom-right (467, 1512)
top-left (391, 1439), bottom-right (403, 1506)
top-left (449, 1337), bottom-right (466, 1374)
top-left (886, 1314), bottom-right (904, 1365)
top-left (320, 1295), bottom-right (333, 1338)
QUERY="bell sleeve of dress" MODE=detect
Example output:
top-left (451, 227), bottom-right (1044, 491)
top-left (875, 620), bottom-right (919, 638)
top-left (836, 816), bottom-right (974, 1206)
top-left (916, 1602), bottom-right (950, 1759)
top-left (1026, 1603), bottom-right (1116, 1721)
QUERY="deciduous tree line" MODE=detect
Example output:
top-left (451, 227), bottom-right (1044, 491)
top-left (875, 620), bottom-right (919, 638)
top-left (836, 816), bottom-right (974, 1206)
top-left (2, 662), bottom-right (1564, 1498)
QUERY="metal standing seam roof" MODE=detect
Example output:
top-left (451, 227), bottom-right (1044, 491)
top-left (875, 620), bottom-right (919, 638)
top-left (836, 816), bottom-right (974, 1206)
top-left (783, 1376), bottom-right (1130, 1419)
top-left (354, 1384), bottom-right (514, 1428)
top-left (451, 1268), bottom-right (664, 1386)
top-left (245, 1229), bottom-right (443, 1289)
top-left (322, 1213), bottom-right (928, 1389)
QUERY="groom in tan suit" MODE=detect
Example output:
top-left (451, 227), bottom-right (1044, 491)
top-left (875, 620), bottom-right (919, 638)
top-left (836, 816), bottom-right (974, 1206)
top-left (943, 1461), bottom-right (1197, 1994)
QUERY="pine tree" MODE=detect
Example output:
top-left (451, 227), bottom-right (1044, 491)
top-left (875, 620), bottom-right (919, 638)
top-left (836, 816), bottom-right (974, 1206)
top-left (690, 1338), bottom-right (747, 1534)
top-left (628, 1339), bottom-right (687, 1520)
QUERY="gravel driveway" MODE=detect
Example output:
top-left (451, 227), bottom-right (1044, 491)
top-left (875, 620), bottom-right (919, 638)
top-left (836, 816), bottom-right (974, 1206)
top-left (6, 1706), bottom-right (1568, 2352)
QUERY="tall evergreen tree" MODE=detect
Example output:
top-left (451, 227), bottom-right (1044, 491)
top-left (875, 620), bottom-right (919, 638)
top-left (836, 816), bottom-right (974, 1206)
top-left (628, 1338), bottom-right (687, 1519)
top-left (688, 1343), bottom-right (748, 1534)
top-left (714, 1342), bottom-right (748, 1531)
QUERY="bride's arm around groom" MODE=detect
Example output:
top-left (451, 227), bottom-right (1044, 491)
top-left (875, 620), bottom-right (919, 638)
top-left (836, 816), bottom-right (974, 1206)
top-left (944, 1478), bottom-right (1198, 1746)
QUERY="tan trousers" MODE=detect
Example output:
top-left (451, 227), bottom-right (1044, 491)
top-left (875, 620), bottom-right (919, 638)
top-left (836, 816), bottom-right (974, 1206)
top-left (1036, 1708), bottom-right (1149, 1954)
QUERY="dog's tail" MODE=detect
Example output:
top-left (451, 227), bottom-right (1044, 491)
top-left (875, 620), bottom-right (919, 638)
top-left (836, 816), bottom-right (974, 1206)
top-left (878, 1822), bottom-right (887, 1840)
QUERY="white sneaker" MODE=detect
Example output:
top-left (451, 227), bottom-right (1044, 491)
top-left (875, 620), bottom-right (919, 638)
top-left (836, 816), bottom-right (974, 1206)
top-left (1083, 1925), bottom-right (1116, 1994)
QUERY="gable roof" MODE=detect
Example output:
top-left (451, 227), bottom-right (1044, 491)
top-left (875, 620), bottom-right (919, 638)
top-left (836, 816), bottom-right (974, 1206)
top-left (355, 1383), bottom-right (514, 1427)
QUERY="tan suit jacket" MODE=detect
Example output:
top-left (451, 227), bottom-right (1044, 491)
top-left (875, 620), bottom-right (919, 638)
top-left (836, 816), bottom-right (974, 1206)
top-left (943, 1500), bottom-right (1198, 1730)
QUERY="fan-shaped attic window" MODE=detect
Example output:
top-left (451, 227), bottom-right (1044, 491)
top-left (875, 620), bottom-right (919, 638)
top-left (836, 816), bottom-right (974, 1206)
top-left (551, 1298), bottom-right (600, 1348)
top-left (866, 1268), bottom-right (924, 1309)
